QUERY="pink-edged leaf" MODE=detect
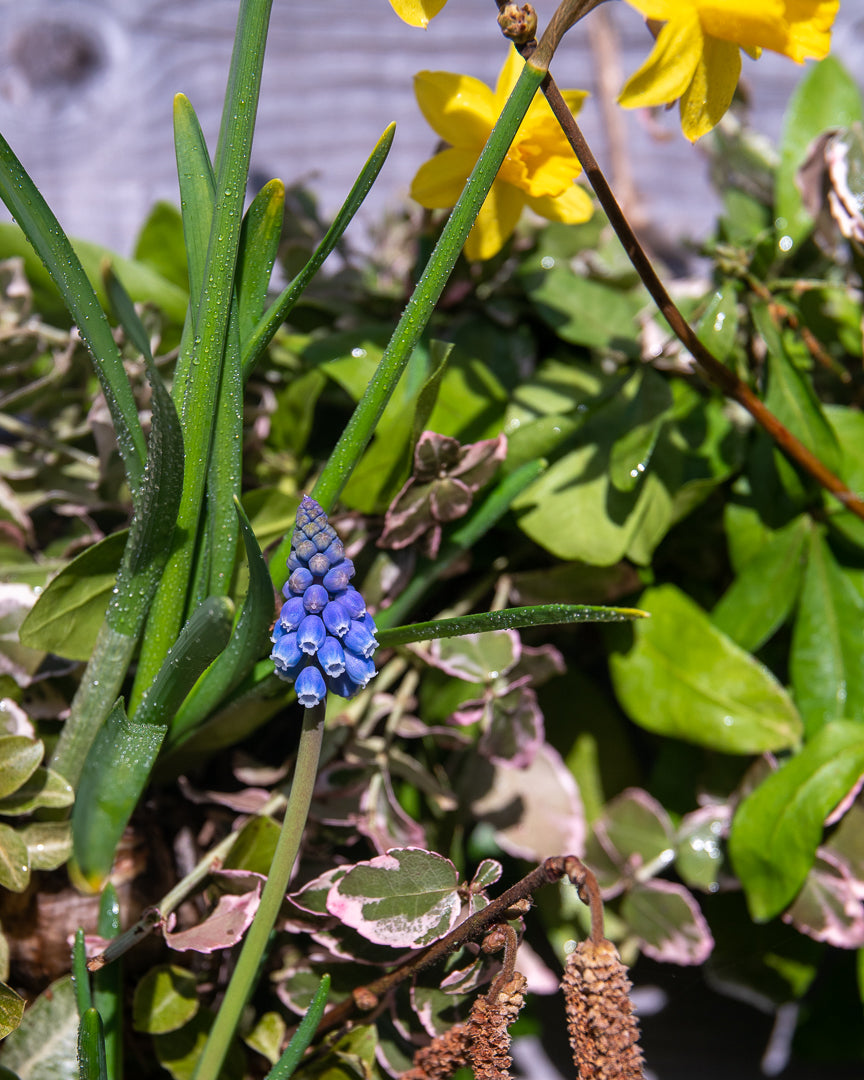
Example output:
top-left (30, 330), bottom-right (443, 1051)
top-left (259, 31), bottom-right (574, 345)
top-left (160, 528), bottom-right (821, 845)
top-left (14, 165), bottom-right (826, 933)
top-left (427, 478), bottom-right (473, 523)
top-left (621, 879), bottom-right (714, 965)
top-left (784, 848), bottom-right (864, 948)
top-left (825, 803), bottom-right (864, 886)
top-left (177, 775), bottom-right (270, 813)
top-left (593, 787), bottom-right (675, 875)
top-left (470, 858), bottom-right (503, 891)
top-left (312, 763), bottom-right (373, 826)
top-left (411, 982), bottom-right (471, 1038)
top-left (450, 433), bottom-right (508, 489)
top-left (326, 848), bottom-right (462, 948)
top-left (378, 480), bottom-right (436, 550)
top-left (479, 685), bottom-right (544, 769)
top-left (164, 881), bottom-right (262, 953)
top-left (419, 629), bottom-right (519, 684)
top-left (289, 867), bottom-right (349, 916)
top-left (675, 803), bottom-right (731, 894)
top-left (825, 773), bottom-right (864, 826)
top-left (508, 642), bottom-right (566, 688)
top-left (450, 699), bottom-right (487, 728)
top-left (357, 772), bottom-right (427, 854)
top-left (470, 742), bottom-right (585, 861)
top-left (439, 955), bottom-right (488, 995)
top-left (414, 431), bottom-right (462, 481)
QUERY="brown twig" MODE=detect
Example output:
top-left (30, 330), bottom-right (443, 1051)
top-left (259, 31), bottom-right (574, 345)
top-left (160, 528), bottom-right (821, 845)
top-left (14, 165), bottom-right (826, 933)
top-left (535, 66), bottom-right (864, 520)
top-left (310, 855), bottom-right (580, 1040)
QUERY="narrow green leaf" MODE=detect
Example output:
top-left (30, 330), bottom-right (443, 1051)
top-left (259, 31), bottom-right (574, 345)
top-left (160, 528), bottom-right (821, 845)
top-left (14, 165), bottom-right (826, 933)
top-left (610, 585), bottom-right (803, 754)
top-left (103, 264), bottom-right (155, 363)
top-left (264, 975), bottom-right (330, 1080)
top-left (377, 603), bottom-right (647, 649)
top-left (18, 532), bottom-right (127, 661)
top-left (730, 721), bottom-right (864, 921)
top-left (72, 929), bottom-right (92, 1017)
top-left (77, 1008), bottom-right (108, 1080)
top-left (242, 124), bottom-right (396, 380)
top-left (93, 884), bottom-right (122, 1080)
top-left (237, 179), bottom-right (285, 344)
top-left (791, 527), bottom-right (864, 734)
top-left (73, 598), bottom-right (234, 889)
top-left (133, 201), bottom-right (189, 293)
top-left (410, 340), bottom-right (455, 459)
top-left (173, 93), bottom-right (216, 334)
top-left (166, 499), bottom-right (275, 750)
top-left (775, 57), bottom-right (864, 248)
top-left (711, 515), bottom-right (809, 652)
top-left (0, 140), bottom-right (146, 491)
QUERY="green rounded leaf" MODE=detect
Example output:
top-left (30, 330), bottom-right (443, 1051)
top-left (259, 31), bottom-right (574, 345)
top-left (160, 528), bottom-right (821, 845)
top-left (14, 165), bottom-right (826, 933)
top-left (0, 824), bottom-right (29, 892)
top-left (610, 585), bottom-right (802, 753)
top-left (0, 768), bottom-right (74, 815)
top-left (0, 980), bottom-right (25, 1039)
top-left (0, 736), bottom-right (43, 799)
top-left (19, 821), bottom-right (73, 871)
top-left (132, 965), bottom-right (199, 1035)
top-left (729, 721), bottom-right (864, 922)
top-left (0, 976), bottom-right (78, 1080)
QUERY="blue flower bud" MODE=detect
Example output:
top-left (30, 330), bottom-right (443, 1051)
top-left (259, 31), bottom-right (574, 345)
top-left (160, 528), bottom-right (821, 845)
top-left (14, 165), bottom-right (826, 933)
top-left (272, 495), bottom-right (378, 706)
top-left (318, 636), bottom-right (347, 677)
top-left (308, 552), bottom-right (330, 576)
top-left (344, 650), bottom-right (376, 690)
top-left (322, 560), bottom-right (355, 593)
top-left (303, 584), bottom-right (329, 613)
top-left (322, 599), bottom-right (351, 637)
top-left (297, 614), bottom-right (326, 655)
top-left (280, 595), bottom-right (306, 630)
top-left (288, 567), bottom-right (313, 595)
top-left (295, 664), bottom-right (327, 707)
top-left (336, 587), bottom-right (366, 619)
top-left (272, 631), bottom-right (303, 672)
top-left (344, 619), bottom-right (378, 659)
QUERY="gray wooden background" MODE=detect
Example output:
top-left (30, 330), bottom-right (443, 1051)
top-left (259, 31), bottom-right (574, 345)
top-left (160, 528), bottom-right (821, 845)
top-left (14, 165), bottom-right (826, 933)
top-left (0, 1), bottom-right (863, 258)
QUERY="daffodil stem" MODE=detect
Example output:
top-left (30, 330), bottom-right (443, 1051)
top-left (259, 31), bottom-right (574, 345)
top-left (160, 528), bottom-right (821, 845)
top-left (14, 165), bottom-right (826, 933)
top-left (532, 60), bottom-right (864, 523)
top-left (312, 61), bottom-right (546, 514)
top-left (192, 702), bottom-right (326, 1080)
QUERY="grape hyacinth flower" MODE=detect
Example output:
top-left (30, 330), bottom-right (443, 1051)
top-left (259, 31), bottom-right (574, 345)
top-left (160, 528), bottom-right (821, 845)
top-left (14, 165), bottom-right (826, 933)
top-left (271, 495), bottom-right (378, 708)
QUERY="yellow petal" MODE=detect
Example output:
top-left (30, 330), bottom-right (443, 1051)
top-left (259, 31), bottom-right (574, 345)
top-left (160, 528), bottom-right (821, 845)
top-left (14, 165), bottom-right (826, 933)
top-left (414, 71), bottom-right (497, 147)
top-left (410, 148), bottom-right (478, 209)
top-left (526, 183), bottom-right (594, 225)
top-left (517, 147), bottom-right (581, 198)
top-left (623, 0), bottom-right (681, 17)
top-left (679, 35), bottom-right (741, 140)
top-left (619, 11), bottom-right (703, 110)
top-left (464, 182), bottom-right (525, 261)
top-left (389, 0), bottom-right (448, 27)
top-left (690, 1), bottom-right (836, 61)
top-left (781, 0), bottom-right (838, 61)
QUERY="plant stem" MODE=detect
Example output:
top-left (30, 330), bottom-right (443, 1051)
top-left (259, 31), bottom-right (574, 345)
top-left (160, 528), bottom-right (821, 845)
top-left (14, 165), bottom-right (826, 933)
top-left (192, 701), bottom-right (326, 1080)
top-left (531, 61), bottom-right (864, 523)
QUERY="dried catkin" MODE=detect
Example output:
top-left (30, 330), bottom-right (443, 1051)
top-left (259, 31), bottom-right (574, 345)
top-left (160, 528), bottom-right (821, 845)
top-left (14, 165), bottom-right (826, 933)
top-left (562, 938), bottom-right (644, 1080)
top-left (465, 972), bottom-right (528, 1080)
top-left (402, 1022), bottom-right (471, 1080)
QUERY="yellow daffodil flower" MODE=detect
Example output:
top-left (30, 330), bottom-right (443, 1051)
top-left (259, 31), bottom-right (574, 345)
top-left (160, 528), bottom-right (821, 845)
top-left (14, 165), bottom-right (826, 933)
top-left (619, 0), bottom-right (839, 141)
top-left (389, 0), bottom-right (448, 27)
top-left (411, 48), bottom-right (593, 260)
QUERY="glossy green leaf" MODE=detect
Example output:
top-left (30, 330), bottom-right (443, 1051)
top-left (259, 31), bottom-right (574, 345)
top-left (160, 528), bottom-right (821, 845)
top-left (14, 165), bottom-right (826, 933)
top-left (19, 821), bottom-right (73, 871)
top-left (0, 824), bottom-right (29, 892)
top-left (0, 768), bottom-right (74, 816)
top-left (73, 597), bottom-right (233, 887)
top-left (610, 585), bottom-right (802, 753)
top-left (609, 368), bottom-right (673, 492)
top-left (775, 57), bottom-right (864, 248)
top-left (0, 976), bottom-right (78, 1080)
top-left (621, 880), bottom-right (713, 965)
top-left (730, 721), bottom-right (864, 921)
top-left (791, 527), bottom-right (864, 735)
top-left (237, 179), bottom-right (285, 345)
top-left (166, 500), bottom-right (274, 750)
top-left (696, 283), bottom-right (740, 365)
top-left (93, 884), bottom-right (122, 1080)
top-left (711, 515), bottom-right (809, 652)
top-left (756, 303), bottom-right (841, 478)
top-left (823, 404), bottom-right (864, 550)
top-left (77, 1008), bottom-right (107, 1080)
top-left (18, 532), bottom-right (127, 661)
top-left (264, 975), bottom-right (330, 1080)
top-left (242, 124), bottom-right (396, 380)
top-left (0, 980), bottom-right (25, 1040)
top-left (133, 201), bottom-right (189, 293)
top-left (172, 93), bottom-right (215, 337)
top-left (103, 264), bottom-right (156, 365)
top-left (0, 736), bottom-right (42, 799)
top-left (132, 966), bottom-right (199, 1036)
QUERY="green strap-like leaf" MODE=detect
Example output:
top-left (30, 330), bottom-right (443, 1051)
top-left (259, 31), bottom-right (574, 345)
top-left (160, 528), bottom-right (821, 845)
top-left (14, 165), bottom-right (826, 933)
top-left (241, 124), bottom-right (395, 381)
top-left (264, 975), bottom-right (330, 1080)
top-left (237, 178), bottom-right (285, 345)
top-left (73, 598), bottom-right (234, 889)
top-left (72, 929), bottom-right (92, 1017)
top-left (377, 603), bottom-right (648, 648)
top-left (166, 499), bottom-right (275, 750)
top-left (77, 1008), bottom-right (108, 1080)
top-left (93, 885), bottom-right (122, 1080)
top-left (0, 137), bottom-right (146, 492)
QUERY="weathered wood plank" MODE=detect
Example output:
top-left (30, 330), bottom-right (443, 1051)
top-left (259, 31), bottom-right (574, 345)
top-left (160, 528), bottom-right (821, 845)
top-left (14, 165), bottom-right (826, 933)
top-left (0, 1), bottom-right (861, 258)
